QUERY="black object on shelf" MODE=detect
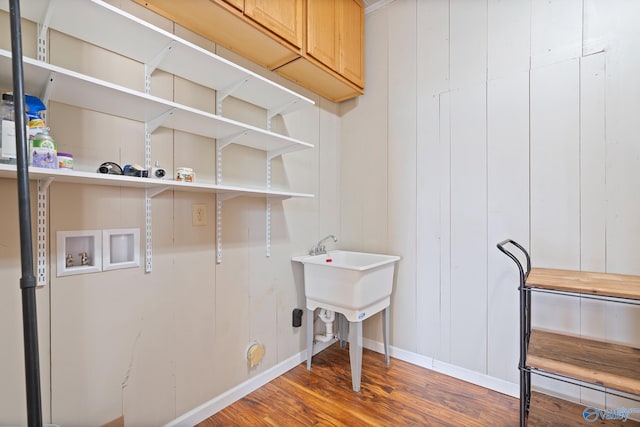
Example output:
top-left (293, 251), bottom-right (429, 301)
top-left (123, 163), bottom-right (148, 177)
top-left (97, 161), bottom-right (123, 175)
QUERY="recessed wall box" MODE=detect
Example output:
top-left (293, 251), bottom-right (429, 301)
top-left (102, 228), bottom-right (140, 271)
top-left (56, 230), bottom-right (102, 277)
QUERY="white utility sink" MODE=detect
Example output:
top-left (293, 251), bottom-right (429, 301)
top-left (292, 250), bottom-right (400, 322)
top-left (293, 249), bottom-right (400, 392)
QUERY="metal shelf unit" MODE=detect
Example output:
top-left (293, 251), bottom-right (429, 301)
top-left (497, 239), bottom-right (640, 426)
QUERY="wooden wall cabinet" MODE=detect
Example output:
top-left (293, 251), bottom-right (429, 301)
top-left (134, 0), bottom-right (364, 102)
top-left (245, 0), bottom-right (303, 49)
top-left (222, 0), bottom-right (244, 11)
top-left (307, 0), bottom-right (364, 88)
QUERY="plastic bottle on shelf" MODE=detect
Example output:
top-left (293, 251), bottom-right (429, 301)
top-left (30, 128), bottom-right (58, 169)
top-left (0, 93), bottom-right (16, 164)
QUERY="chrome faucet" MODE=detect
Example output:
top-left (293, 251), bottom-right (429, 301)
top-left (309, 234), bottom-right (337, 255)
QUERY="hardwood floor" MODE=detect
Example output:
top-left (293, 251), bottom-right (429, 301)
top-left (197, 343), bottom-right (639, 426)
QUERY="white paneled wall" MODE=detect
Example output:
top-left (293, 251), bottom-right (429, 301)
top-left (486, 70), bottom-right (529, 382)
top-left (340, 8), bottom-right (390, 342)
top-left (485, 0), bottom-right (531, 385)
top-left (580, 52), bottom-right (607, 273)
top-left (604, 11), bottom-right (640, 276)
top-left (530, 58), bottom-right (581, 270)
top-left (530, 0), bottom-right (582, 69)
top-left (387, 0), bottom-right (418, 352)
top-left (437, 91), bottom-right (453, 362)
top-left (450, 84), bottom-right (488, 373)
top-left (449, 0), bottom-right (488, 373)
top-left (415, 0), bottom-right (449, 359)
top-left (344, 0), bottom-right (640, 397)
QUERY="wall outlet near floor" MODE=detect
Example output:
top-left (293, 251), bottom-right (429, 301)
top-left (192, 204), bottom-right (207, 226)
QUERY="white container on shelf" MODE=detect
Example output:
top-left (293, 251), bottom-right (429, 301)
top-left (0, 92), bottom-right (16, 162)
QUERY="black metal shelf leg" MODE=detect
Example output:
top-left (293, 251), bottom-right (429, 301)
top-left (497, 239), bottom-right (531, 427)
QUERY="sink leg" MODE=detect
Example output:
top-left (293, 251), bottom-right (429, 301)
top-left (307, 308), bottom-right (314, 370)
top-left (383, 306), bottom-right (390, 366)
top-left (338, 313), bottom-right (348, 349)
top-left (348, 320), bottom-right (363, 392)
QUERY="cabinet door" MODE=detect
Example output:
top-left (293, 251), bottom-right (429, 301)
top-left (338, 0), bottom-right (364, 87)
top-left (307, 0), bottom-right (364, 88)
top-left (245, 0), bottom-right (303, 48)
top-left (307, 0), bottom-right (338, 70)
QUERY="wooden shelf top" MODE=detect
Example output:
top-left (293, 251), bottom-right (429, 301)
top-left (527, 329), bottom-right (640, 395)
top-left (526, 268), bottom-right (640, 300)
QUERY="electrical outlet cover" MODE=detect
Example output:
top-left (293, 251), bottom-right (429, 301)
top-left (192, 204), bottom-right (206, 226)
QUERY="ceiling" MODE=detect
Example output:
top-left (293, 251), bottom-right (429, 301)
top-left (362, 0), bottom-right (396, 14)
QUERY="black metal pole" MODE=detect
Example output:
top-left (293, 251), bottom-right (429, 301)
top-left (496, 239), bottom-right (531, 427)
top-left (9, 0), bottom-right (43, 426)
top-left (519, 276), bottom-right (527, 426)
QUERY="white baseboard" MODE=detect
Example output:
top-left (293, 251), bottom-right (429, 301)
top-left (362, 338), bottom-right (519, 398)
top-left (431, 360), bottom-right (519, 398)
top-left (166, 338), bottom-right (519, 426)
top-left (164, 339), bottom-right (336, 427)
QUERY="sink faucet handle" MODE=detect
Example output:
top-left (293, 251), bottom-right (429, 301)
top-left (309, 234), bottom-right (337, 255)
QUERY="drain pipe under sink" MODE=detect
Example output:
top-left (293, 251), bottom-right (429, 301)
top-left (315, 308), bottom-right (335, 342)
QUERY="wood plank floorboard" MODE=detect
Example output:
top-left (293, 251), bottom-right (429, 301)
top-left (197, 343), bottom-right (638, 426)
top-left (527, 393), bottom-right (640, 427)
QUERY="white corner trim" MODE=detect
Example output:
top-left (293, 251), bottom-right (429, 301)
top-left (362, 338), bottom-right (518, 399)
top-left (164, 339), bottom-right (337, 427)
